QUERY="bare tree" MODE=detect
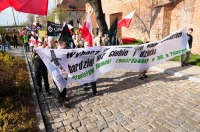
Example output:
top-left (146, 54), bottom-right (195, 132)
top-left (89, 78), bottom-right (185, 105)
top-left (38, 16), bottom-right (47, 25)
top-left (20, 21), bottom-right (31, 26)
top-left (27, 14), bottom-right (35, 25)
top-left (47, 9), bottom-right (55, 22)
top-left (87, 0), bottom-right (108, 34)
top-left (55, 6), bottom-right (69, 24)
top-left (125, 0), bottom-right (161, 39)
top-left (47, 7), bottom-right (69, 24)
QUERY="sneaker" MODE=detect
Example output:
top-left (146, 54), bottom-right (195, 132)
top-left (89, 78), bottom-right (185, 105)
top-left (185, 63), bottom-right (188, 66)
top-left (139, 77), bottom-right (144, 80)
top-left (143, 75), bottom-right (148, 78)
top-left (181, 63), bottom-right (185, 67)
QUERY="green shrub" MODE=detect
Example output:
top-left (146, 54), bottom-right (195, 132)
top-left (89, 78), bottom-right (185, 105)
top-left (0, 51), bottom-right (38, 131)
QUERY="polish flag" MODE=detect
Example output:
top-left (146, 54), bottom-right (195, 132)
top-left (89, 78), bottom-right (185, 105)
top-left (67, 24), bottom-right (73, 35)
top-left (118, 9), bottom-right (136, 28)
top-left (82, 12), bottom-right (93, 47)
top-left (29, 36), bottom-right (36, 47)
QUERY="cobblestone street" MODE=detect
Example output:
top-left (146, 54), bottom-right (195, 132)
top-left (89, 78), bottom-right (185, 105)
top-left (37, 69), bottom-right (200, 132)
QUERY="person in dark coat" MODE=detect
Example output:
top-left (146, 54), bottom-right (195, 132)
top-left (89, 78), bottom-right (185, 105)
top-left (12, 33), bottom-right (18, 48)
top-left (32, 42), bottom-right (51, 95)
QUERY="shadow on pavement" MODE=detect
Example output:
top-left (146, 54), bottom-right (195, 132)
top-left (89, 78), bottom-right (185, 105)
top-left (65, 70), bottom-right (187, 108)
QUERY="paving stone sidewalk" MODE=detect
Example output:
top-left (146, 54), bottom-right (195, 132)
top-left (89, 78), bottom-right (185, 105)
top-left (36, 69), bottom-right (200, 132)
top-left (7, 47), bottom-right (200, 132)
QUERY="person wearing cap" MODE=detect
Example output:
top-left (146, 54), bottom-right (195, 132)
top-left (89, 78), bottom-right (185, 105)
top-left (32, 41), bottom-right (51, 95)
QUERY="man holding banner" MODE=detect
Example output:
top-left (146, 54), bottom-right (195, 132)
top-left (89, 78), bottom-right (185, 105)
top-left (181, 28), bottom-right (193, 67)
top-left (36, 28), bottom-right (188, 100)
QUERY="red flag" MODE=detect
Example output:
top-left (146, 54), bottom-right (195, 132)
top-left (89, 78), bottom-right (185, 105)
top-left (0, 0), bottom-right (48, 16)
top-left (82, 12), bottom-right (93, 47)
top-left (118, 10), bottom-right (136, 28)
top-left (0, 0), bottom-right (10, 11)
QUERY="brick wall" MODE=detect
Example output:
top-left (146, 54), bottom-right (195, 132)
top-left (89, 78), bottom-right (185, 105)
top-left (86, 0), bottom-right (200, 54)
top-left (191, 1), bottom-right (200, 54)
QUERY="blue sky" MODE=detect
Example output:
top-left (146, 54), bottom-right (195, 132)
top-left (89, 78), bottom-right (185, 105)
top-left (0, 0), bottom-right (55, 26)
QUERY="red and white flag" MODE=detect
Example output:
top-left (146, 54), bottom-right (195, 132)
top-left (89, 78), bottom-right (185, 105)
top-left (0, 0), bottom-right (48, 16)
top-left (82, 12), bottom-right (93, 47)
top-left (18, 29), bottom-right (23, 36)
top-left (29, 36), bottom-right (36, 46)
top-left (118, 9), bottom-right (136, 28)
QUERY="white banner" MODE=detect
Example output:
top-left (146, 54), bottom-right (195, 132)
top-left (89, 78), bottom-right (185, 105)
top-left (36, 28), bottom-right (189, 92)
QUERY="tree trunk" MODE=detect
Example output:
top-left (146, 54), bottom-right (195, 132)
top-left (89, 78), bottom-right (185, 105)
top-left (88, 0), bottom-right (108, 34)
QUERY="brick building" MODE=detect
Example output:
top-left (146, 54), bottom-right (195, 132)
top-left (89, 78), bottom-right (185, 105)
top-left (85, 0), bottom-right (200, 54)
top-left (56, 0), bottom-right (85, 27)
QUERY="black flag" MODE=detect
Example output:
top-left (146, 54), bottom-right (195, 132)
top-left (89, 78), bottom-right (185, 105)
top-left (108, 17), bottom-right (118, 45)
top-left (47, 21), bottom-right (63, 36)
top-left (59, 23), bottom-right (74, 49)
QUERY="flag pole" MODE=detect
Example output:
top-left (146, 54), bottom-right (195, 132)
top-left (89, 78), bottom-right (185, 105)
top-left (45, 16), bottom-right (47, 37)
top-left (11, 7), bottom-right (18, 31)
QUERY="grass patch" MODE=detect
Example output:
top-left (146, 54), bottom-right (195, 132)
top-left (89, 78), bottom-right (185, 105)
top-left (170, 54), bottom-right (200, 66)
top-left (0, 52), bottom-right (38, 131)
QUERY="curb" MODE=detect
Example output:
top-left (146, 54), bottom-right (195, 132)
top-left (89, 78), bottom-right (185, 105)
top-left (24, 50), bottom-right (46, 132)
top-left (150, 66), bottom-right (200, 84)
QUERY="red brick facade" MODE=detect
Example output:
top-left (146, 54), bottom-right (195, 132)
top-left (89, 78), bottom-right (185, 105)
top-left (86, 0), bottom-right (200, 54)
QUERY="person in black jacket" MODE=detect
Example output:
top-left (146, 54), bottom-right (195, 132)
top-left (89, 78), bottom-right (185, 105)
top-left (12, 33), bottom-right (18, 48)
top-left (32, 43), bottom-right (51, 95)
top-left (181, 28), bottom-right (193, 66)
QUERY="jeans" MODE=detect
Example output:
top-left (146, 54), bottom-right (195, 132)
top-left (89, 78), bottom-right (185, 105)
top-left (13, 41), bottom-right (18, 48)
top-left (1, 43), bottom-right (5, 51)
top-left (35, 70), bottom-right (50, 92)
top-left (180, 51), bottom-right (191, 64)
top-left (83, 81), bottom-right (97, 94)
top-left (54, 81), bottom-right (67, 103)
top-left (6, 41), bottom-right (11, 50)
top-left (24, 42), bottom-right (30, 52)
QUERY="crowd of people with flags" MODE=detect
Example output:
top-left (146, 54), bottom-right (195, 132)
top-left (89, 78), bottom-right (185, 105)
top-left (2, 9), bottom-right (137, 106)
top-left (0, 0), bottom-right (141, 106)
